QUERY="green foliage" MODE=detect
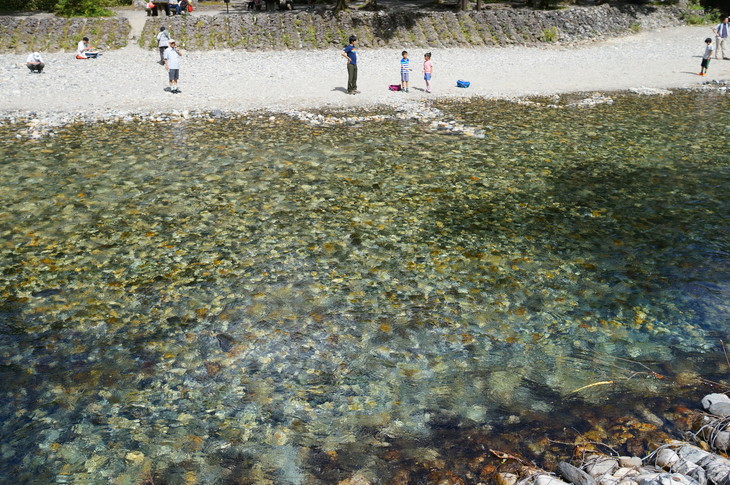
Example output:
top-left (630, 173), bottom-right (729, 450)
top-left (540, 26), bottom-right (558, 41)
top-left (629, 22), bottom-right (640, 32)
top-left (0, 0), bottom-right (56, 12)
top-left (687, 0), bottom-right (704, 9)
top-left (54, 0), bottom-right (116, 16)
top-left (681, 0), bottom-right (721, 24)
top-left (1, 0), bottom-right (127, 12)
top-left (681, 7), bottom-right (720, 25)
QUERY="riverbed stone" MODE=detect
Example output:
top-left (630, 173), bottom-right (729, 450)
top-left (614, 467), bottom-right (641, 479)
top-left (698, 455), bottom-right (730, 484)
top-left (559, 461), bottom-right (597, 485)
top-left (586, 457), bottom-right (619, 478)
top-left (656, 449), bottom-right (679, 468)
top-left (535, 475), bottom-right (572, 485)
top-left (619, 457), bottom-right (643, 469)
top-left (497, 472), bottom-right (519, 485)
top-left (338, 472), bottom-right (371, 485)
top-left (677, 445), bottom-right (711, 465)
top-left (637, 472), bottom-right (699, 485)
top-left (709, 403), bottom-right (730, 417)
top-left (712, 432), bottom-right (730, 451)
top-left (701, 394), bottom-right (730, 411)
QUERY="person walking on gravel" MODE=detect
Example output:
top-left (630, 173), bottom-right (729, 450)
top-left (712, 17), bottom-right (729, 60)
top-left (157, 26), bottom-right (171, 64)
top-left (342, 35), bottom-right (359, 95)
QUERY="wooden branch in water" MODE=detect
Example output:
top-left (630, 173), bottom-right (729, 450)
top-left (569, 381), bottom-right (614, 394)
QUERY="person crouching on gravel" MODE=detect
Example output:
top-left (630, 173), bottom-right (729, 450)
top-left (164, 39), bottom-right (182, 92)
top-left (699, 37), bottom-right (714, 76)
top-left (26, 52), bottom-right (44, 73)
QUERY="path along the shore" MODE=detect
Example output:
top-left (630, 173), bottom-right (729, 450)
top-left (0, 16), bottom-right (728, 116)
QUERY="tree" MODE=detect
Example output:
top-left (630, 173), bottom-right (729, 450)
top-left (333, 0), bottom-right (348, 13)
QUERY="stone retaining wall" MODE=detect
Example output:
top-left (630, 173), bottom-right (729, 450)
top-left (139, 4), bottom-right (688, 50)
top-left (0, 16), bottom-right (129, 53)
top-left (0, 4), bottom-right (690, 53)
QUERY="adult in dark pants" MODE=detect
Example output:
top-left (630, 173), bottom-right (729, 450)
top-left (157, 26), bottom-right (171, 64)
top-left (341, 35), bottom-right (359, 95)
top-left (26, 52), bottom-right (44, 72)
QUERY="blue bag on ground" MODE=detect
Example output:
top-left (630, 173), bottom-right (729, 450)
top-left (456, 80), bottom-right (470, 88)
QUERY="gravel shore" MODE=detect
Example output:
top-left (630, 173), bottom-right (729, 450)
top-left (0, 23), bottom-right (727, 121)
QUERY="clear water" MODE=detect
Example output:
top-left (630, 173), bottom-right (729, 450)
top-left (0, 92), bottom-right (728, 484)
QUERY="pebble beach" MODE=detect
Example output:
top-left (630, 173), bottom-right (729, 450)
top-left (0, 21), bottom-right (728, 123)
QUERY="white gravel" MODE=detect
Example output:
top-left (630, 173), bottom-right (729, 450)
top-left (0, 22), bottom-right (727, 119)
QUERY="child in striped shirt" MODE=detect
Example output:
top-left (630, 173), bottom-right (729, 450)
top-left (400, 51), bottom-right (411, 93)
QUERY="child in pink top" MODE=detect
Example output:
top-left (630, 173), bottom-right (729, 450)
top-left (423, 52), bottom-right (433, 93)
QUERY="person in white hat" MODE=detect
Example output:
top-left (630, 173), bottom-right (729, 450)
top-left (163, 39), bottom-right (182, 92)
top-left (26, 52), bottom-right (44, 73)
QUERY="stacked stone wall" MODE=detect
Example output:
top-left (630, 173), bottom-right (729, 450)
top-left (0, 4), bottom-right (690, 53)
top-left (138, 4), bottom-right (688, 50)
top-left (0, 16), bottom-right (129, 53)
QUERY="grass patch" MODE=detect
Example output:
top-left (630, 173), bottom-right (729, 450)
top-left (539, 26), bottom-right (558, 42)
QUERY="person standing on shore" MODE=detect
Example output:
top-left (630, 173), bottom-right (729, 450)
top-left (712, 17), bottom-right (729, 60)
top-left (423, 52), bottom-right (433, 93)
top-left (26, 52), bottom-right (44, 73)
top-left (342, 35), bottom-right (359, 95)
top-left (157, 26), bottom-right (171, 64)
top-left (164, 39), bottom-right (182, 92)
top-left (400, 50), bottom-right (411, 93)
top-left (699, 37), bottom-right (714, 76)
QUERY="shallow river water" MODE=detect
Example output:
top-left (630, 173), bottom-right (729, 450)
top-left (0, 91), bottom-right (729, 484)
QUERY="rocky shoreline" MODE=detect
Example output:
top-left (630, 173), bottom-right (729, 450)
top-left (482, 393), bottom-right (730, 485)
top-left (3, 82), bottom-right (728, 141)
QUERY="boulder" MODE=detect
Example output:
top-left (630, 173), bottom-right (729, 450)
top-left (558, 462), bottom-right (596, 485)
top-left (534, 475), bottom-right (572, 485)
top-left (586, 457), bottom-right (619, 478)
top-left (677, 445), bottom-right (711, 465)
top-left (636, 472), bottom-right (698, 485)
top-left (656, 449), bottom-right (679, 468)
top-left (709, 402), bottom-right (730, 417)
top-left (701, 394), bottom-right (730, 411)
top-left (496, 473), bottom-right (519, 485)
top-left (619, 457), bottom-right (643, 469)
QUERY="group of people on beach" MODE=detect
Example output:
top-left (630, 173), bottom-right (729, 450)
top-left (145, 0), bottom-right (192, 17)
top-left (22, 16), bottom-right (728, 93)
top-left (340, 35), bottom-right (433, 95)
top-left (156, 26), bottom-right (183, 92)
top-left (700, 16), bottom-right (729, 76)
top-left (24, 35), bottom-right (98, 72)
